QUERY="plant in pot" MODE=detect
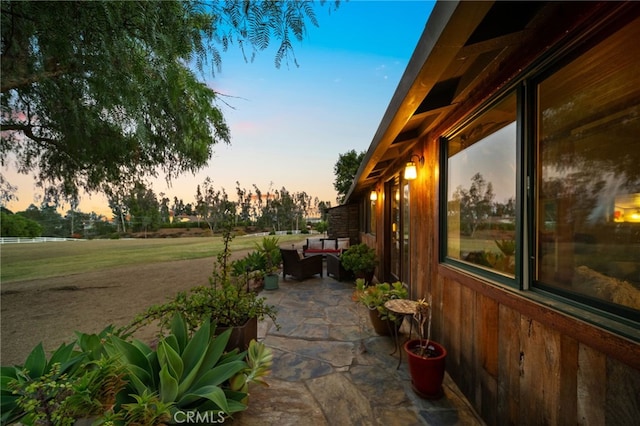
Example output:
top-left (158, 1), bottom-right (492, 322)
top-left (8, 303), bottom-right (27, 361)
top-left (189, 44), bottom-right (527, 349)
top-left (352, 278), bottom-right (408, 336)
top-left (340, 243), bottom-right (377, 284)
top-left (231, 250), bottom-right (267, 292)
top-left (403, 295), bottom-right (447, 399)
top-left (255, 236), bottom-right (282, 290)
top-left (120, 220), bottom-right (279, 352)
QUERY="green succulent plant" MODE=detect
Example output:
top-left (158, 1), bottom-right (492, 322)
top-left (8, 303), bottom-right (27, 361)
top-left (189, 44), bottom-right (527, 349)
top-left (352, 279), bottom-right (408, 322)
top-left (105, 313), bottom-right (273, 421)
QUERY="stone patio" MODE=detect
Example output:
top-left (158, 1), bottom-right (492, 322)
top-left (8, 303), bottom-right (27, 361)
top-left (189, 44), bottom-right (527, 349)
top-left (232, 270), bottom-right (485, 426)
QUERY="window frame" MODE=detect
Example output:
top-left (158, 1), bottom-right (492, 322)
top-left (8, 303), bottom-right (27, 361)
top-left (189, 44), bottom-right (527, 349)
top-left (528, 27), bottom-right (640, 325)
top-left (439, 90), bottom-right (523, 289)
top-left (438, 15), bottom-right (640, 337)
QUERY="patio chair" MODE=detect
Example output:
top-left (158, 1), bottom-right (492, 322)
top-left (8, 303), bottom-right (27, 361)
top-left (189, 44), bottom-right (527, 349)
top-left (326, 253), bottom-right (353, 281)
top-left (280, 248), bottom-right (323, 281)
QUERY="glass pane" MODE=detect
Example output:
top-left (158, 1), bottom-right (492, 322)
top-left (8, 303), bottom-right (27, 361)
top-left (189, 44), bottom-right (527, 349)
top-left (370, 198), bottom-right (376, 235)
top-left (402, 183), bottom-right (410, 286)
top-left (446, 93), bottom-right (517, 276)
top-left (390, 179), bottom-right (400, 279)
top-left (536, 17), bottom-right (640, 313)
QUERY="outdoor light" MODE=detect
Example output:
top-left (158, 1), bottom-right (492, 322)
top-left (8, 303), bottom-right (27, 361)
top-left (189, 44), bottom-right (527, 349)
top-left (370, 190), bottom-right (378, 201)
top-left (404, 154), bottom-right (424, 181)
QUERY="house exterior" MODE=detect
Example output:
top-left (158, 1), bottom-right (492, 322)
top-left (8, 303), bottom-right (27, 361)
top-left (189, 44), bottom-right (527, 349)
top-left (337, 1), bottom-right (639, 424)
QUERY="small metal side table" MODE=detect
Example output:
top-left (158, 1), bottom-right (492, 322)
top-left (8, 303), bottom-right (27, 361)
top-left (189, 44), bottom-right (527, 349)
top-left (384, 299), bottom-right (419, 369)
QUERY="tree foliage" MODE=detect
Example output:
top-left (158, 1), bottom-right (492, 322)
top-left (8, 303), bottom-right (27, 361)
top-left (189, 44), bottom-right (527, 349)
top-left (196, 177), bottom-right (235, 233)
top-left (1, 0), bottom-right (333, 203)
top-left (452, 172), bottom-right (495, 237)
top-left (0, 211), bottom-right (42, 237)
top-left (333, 149), bottom-right (365, 204)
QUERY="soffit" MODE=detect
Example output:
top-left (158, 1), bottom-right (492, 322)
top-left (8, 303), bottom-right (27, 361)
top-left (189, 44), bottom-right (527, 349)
top-left (345, 1), bottom-right (592, 202)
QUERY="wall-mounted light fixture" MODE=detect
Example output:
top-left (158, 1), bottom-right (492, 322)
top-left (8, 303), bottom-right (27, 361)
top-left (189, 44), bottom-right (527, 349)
top-left (404, 154), bottom-right (424, 181)
top-left (370, 189), bottom-right (378, 201)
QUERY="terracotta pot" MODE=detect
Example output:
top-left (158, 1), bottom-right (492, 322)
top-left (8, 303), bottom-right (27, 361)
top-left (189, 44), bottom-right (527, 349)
top-left (368, 309), bottom-right (400, 336)
top-left (403, 339), bottom-right (447, 399)
top-left (216, 316), bottom-right (258, 352)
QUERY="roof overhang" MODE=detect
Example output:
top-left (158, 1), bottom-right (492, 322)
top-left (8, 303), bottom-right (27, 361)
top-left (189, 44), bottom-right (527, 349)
top-left (344, 0), bottom-right (610, 203)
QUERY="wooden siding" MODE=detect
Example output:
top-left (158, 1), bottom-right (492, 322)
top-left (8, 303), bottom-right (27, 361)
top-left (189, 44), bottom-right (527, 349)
top-left (392, 134), bottom-right (639, 425)
top-left (430, 272), bottom-right (640, 425)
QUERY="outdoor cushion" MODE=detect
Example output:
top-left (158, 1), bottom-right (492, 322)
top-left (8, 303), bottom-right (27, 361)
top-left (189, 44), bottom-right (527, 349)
top-left (322, 239), bottom-right (337, 250)
top-left (337, 238), bottom-right (350, 250)
top-left (308, 239), bottom-right (323, 250)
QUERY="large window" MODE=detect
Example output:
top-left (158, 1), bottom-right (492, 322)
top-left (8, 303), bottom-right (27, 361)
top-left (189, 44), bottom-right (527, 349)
top-left (444, 93), bottom-right (517, 279)
top-left (441, 14), bottom-right (640, 328)
top-left (535, 16), bottom-right (640, 315)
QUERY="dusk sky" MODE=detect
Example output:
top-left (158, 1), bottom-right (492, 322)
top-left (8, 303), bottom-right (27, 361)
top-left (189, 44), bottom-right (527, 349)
top-left (3, 1), bottom-right (435, 217)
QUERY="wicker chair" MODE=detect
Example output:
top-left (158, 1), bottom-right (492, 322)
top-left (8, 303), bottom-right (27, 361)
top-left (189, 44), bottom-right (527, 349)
top-left (326, 254), bottom-right (353, 281)
top-left (280, 248), bottom-right (323, 281)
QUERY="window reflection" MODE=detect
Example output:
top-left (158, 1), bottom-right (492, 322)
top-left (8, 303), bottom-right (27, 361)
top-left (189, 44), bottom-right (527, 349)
top-left (446, 94), bottom-right (517, 276)
top-left (536, 16), bottom-right (640, 312)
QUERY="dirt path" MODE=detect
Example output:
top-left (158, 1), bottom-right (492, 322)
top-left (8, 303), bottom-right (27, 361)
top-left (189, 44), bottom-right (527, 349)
top-left (1, 253), bottom-right (251, 366)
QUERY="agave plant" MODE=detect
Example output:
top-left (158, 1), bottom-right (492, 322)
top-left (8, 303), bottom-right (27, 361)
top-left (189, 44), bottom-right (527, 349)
top-left (106, 313), bottom-right (273, 421)
top-left (0, 341), bottom-right (89, 425)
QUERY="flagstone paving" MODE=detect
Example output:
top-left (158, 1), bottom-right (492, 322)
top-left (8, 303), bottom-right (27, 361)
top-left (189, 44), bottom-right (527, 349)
top-left (233, 271), bottom-right (485, 426)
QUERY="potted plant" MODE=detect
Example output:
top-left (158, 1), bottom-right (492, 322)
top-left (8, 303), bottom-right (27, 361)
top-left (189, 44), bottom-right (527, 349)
top-left (352, 279), bottom-right (408, 336)
top-left (403, 295), bottom-right (447, 399)
top-left (256, 236), bottom-right (282, 290)
top-left (340, 243), bottom-right (377, 284)
top-left (231, 250), bottom-right (267, 292)
top-left (120, 222), bottom-right (279, 352)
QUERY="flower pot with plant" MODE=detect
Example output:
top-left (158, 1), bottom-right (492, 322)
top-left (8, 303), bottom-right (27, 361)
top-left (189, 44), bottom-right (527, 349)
top-left (119, 218), bottom-right (279, 352)
top-left (340, 243), bottom-right (377, 284)
top-left (231, 250), bottom-right (267, 292)
top-left (352, 279), bottom-right (408, 336)
top-left (256, 236), bottom-right (282, 290)
top-left (403, 296), bottom-right (447, 399)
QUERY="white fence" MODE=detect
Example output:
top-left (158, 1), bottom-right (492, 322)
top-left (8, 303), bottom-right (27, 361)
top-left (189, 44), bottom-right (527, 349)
top-left (241, 230), bottom-right (320, 237)
top-left (1, 230), bottom-right (320, 243)
top-left (0, 237), bottom-right (85, 244)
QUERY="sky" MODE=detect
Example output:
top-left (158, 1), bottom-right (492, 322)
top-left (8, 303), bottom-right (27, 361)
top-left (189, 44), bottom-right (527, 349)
top-left (2, 1), bottom-right (435, 217)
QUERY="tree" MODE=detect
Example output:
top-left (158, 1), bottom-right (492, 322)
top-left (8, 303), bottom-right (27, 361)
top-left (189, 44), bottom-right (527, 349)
top-left (18, 203), bottom-right (66, 237)
top-left (452, 173), bottom-right (495, 237)
top-left (1, 1), bottom-right (333, 203)
top-left (125, 182), bottom-right (161, 235)
top-left (0, 211), bottom-right (42, 237)
top-left (235, 181), bottom-right (254, 226)
top-left (195, 177), bottom-right (235, 233)
top-left (317, 200), bottom-right (331, 221)
top-left (333, 150), bottom-right (365, 204)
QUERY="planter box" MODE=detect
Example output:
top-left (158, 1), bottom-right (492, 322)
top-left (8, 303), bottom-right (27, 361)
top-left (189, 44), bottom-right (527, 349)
top-left (216, 316), bottom-right (258, 352)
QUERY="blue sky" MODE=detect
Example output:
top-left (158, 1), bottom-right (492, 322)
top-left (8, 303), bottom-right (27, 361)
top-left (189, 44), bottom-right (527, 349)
top-left (4, 1), bottom-right (435, 216)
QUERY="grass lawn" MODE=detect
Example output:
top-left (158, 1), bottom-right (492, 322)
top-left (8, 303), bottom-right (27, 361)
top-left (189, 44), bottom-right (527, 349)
top-left (1, 234), bottom-right (306, 283)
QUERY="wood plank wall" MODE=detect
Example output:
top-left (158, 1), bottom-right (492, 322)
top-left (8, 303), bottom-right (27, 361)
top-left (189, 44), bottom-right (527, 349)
top-left (406, 138), bottom-right (640, 425)
top-left (433, 275), bottom-right (640, 425)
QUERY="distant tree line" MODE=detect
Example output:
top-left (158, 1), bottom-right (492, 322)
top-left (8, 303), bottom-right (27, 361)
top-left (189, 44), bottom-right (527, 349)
top-left (1, 180), bottom-right (331, 238)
